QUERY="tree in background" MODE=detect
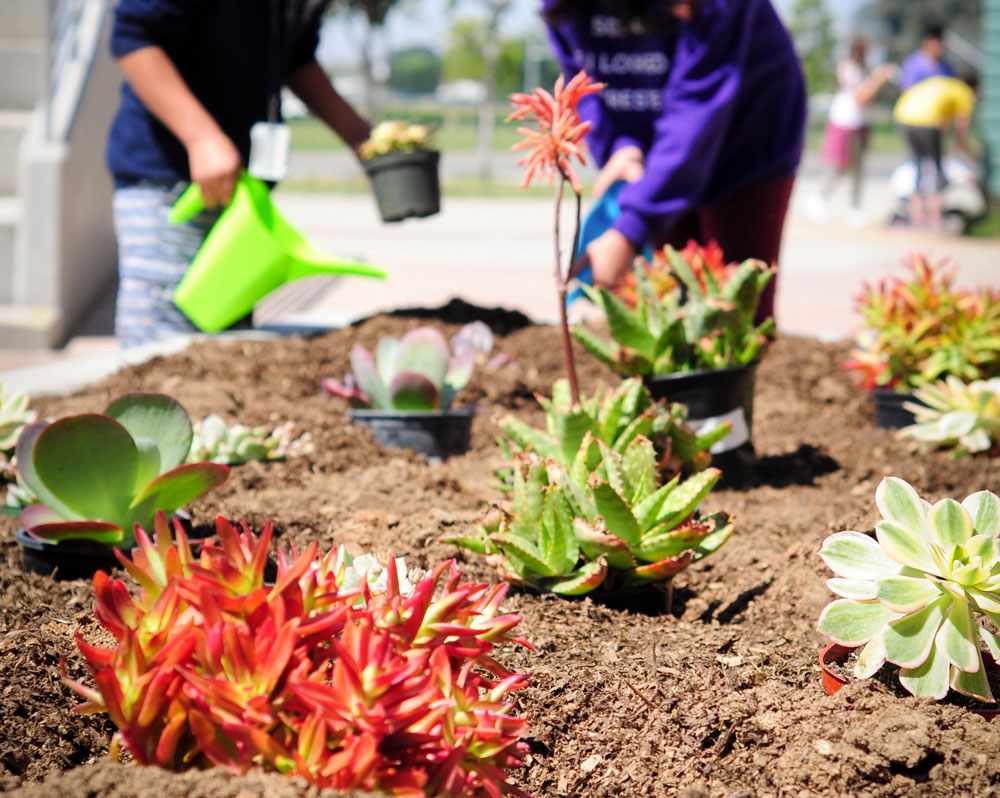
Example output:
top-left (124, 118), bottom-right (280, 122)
top-left (788, 0), bottom-right (837, 94)
top-left (856, 0), bottom-right (980, 65)
top-left (331, 0), bottom-right (406, 118)
top-left (388, 46), bottom-right (443, 95)
top-left (446, 0), bottom-right (513, 178)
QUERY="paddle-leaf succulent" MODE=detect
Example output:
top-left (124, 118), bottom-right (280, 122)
top-left (818, 477), bottom-right (1000, 701)
top-left (64, 513), bottom-right (532, 796)
top-left (15, 392), bottom-right (228, 547)
top-left (321, 325), bottom-right (478, 411)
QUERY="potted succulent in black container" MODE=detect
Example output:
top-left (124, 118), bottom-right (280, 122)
top-left (12, 392), bottom-right (229, 579)
top-left (322, 323), bottom-right (489, 463)
top-left (843, 253), bottom-right (1000, 429)
top-left (572, 241), bottom-right (774, 487)
top-left (360, 120), bottom-right (440, 223)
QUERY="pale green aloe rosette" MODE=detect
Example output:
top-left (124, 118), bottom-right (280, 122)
top-left (818, 476), bottom-right (1000, 702)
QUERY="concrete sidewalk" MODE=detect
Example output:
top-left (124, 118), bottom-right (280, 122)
top-left (1, 151), bottom-right (997, 391)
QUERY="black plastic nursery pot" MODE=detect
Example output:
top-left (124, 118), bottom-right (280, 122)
top-left (348, 405), bottom-right (475, 464)
top-left (872, 387), bottom-right (922, 429)
top-left (16, 529), bottom-right (131, 580)
top-left (819, 642), bottom-right (1000, 721)
top-left (642, 362), bottom-right (758, 488)
top-left (363, 149), bottom-right (441, 223)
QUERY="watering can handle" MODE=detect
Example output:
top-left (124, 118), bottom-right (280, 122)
top-left (168, 182), bottom-right (207, 225)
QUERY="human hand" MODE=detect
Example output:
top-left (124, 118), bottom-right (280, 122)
top-left (571, 229), bottom-right (636, 288)
top-left (187, 129), bottom-right (241, 208)
top-left (593, 145), bottom-right (644, 199)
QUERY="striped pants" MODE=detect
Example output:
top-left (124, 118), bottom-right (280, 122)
top-left (112, 182), bottom-right (221, 348)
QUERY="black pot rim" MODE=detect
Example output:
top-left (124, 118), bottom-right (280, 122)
top-left (871, 385), bottom-right (915, 396)
top-left (15, 527), bottom-right (124, 554)
top-left (347, 405), bottom-right (476, 420)
top-left (641, 360), bottom-right (760, 383)
top-left (362, 148), bottom-right (440, 173)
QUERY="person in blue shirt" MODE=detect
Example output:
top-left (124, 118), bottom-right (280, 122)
top-left (108, 0), bottom-right (370, 347)
top-left (543, 0), bottom-right (806, 321)
top-left (899, 22), bottom-right (954, 92)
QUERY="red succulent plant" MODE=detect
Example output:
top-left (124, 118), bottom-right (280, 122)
top-left (64, 513), bottom-right (533, 797)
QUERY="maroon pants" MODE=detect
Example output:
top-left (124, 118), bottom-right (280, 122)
top-left (656, 176), bottom-right (795, 323)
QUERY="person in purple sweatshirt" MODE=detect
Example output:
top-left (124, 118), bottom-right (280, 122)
top-left (899, 22), bottom-right (954, 92)
top-left (107, 0), bottom-right (369, 347)
top-left (544, 0), bottom-right (806, 320)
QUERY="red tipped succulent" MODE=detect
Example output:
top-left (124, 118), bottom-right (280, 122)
top-left (64, 513), bottom-right (533, 797)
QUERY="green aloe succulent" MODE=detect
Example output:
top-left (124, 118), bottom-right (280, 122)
top-left (16, 393), bottom-right (229, 547)
top-left (498, 377), bottom-right (727, 482)
top-left (0, 382), bottom-right (35, 454)
top-left (818, 477), bottom-right (1000, 702)
top-left (321, 325), bottom-right (477, 411)
top-left (899, 377), bottom-right (1000, 457)
top-left (572, 247), bottom-right (774, 376)
top-left (447, 434), bottom-right (733, 595)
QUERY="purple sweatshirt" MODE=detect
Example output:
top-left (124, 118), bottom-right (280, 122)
top-left (899, 52), bottom-right (954, 92)
top-left (544, 0), bottom-right (806, 248)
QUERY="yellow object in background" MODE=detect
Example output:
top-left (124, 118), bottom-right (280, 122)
top-left (894, 76), bottom-right (976, 128)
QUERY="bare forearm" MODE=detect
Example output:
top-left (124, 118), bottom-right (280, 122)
top-left (287, 59), bottom-right (370, 154)
top-left (117, 45), bottom-right (221, 147)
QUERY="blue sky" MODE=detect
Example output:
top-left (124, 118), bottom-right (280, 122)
top-left (318, 0), bottom-right (868, 68)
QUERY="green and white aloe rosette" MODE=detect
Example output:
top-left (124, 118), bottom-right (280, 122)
top-left (818, 476), bottom-right (1000, 702)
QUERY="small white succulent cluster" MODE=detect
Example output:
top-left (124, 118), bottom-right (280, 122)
top-left (0, 382), bottom-right (35, 472)
top-left (818, 477), bottom-right (1000, 702)
top-left (333, 546), bottom-right (424, 602)
top-left (187, 415), bottom-right (313, 466)
top-left (359, 120), bottom-right (432, 161)
top-left (900, 376), bottom-right (1000, 457)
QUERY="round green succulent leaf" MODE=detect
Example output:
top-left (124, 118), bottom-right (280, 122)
top-left (32, 414), bottom-right (139, 529)
top-left (936, 599), bottom-right (980, 673)
top-left (964, 490), bottom-right (1000, 538)
top-left (875, 575), bottom-right (943, 613)
top-left (350, 343), bottom-right (389, 409)
top-left (126, 462), bottom-right (229, 544)
top-left (819, 530), bottom-right (904, 580)
top-left (827, 578), bottom-right (878, 600)
top-left (927, 498), bottom-right (973, 550)
top-left (393, 327), bottom-right (450, 387)
top-left (104, 392), bottom-right (193, 473)
top-left (387, 371), bottom-right (440, 411)
top-left (880, 595), bottom-right (950, 669)
top-left (818, 599), bottom-right (902, 647)
top-left (876, 477), bottom-right (929, 538)
top-left (875, 520), bottom-right (938, 574)
top-left (898, 646), bottom-right (951, 699)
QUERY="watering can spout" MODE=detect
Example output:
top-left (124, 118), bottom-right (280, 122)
top-left (170, 173), bottom-right (386, 332)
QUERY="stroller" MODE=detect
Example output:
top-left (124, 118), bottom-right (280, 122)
top-left (887, 154), bottom-right (989, 233)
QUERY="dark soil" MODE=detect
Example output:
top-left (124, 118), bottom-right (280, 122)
top-left (3, 311), bottom-right (1000, 798)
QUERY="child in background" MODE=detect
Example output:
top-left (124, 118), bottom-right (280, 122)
top-left (108, 0), bottom-right (370, 347)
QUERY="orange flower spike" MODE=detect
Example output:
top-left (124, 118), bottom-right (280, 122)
top-left (507, 68), bottom-right (604, 193)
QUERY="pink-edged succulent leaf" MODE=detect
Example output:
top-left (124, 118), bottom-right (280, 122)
top-left (25, 519), bottom-right (124, 545)
top-left (374, 335), bottom-right (399, 387)
top-left (573, 517), bottom-right (635, 570)
top-left (31, 414), bottom-right (139, 530)
top-left (349, 343), bottom-right (390, 409)
top-left (387, 370), bottom-right (440, 411)
top-left (104, 393), bottom-right (193, 473)
top-left (545, 557), bottom-right (607, 595)
top-left (125, 463), bottom-right (230, 544)
top-left (319, 377), bottom-right (371, 408)
top-left (15, 420), bottom-right (81, 521)
top-left (393, 327), bottom-right (450, 388)
top-left (20, 502), bottom-right (65, 529)
top-left (441, 347), bottom-right (476, 410)
top-left (631, 550), bottom-right (695, 582)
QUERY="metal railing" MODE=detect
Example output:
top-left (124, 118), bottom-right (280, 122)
top-left (43, 0), bottom-right (109, 140)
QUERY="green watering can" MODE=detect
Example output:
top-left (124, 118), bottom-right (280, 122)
top-left (169, 173), bottom-right (386, 332)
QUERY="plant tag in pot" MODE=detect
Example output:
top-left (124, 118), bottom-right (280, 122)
top-left (687, 407), bottom-right (749, 453)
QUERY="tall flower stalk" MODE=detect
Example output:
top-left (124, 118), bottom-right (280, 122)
top-left (508, 70), bottom-right (604, 404)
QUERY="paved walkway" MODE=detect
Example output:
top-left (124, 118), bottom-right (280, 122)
top-left (1, 150), bottom-right (996, 392)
